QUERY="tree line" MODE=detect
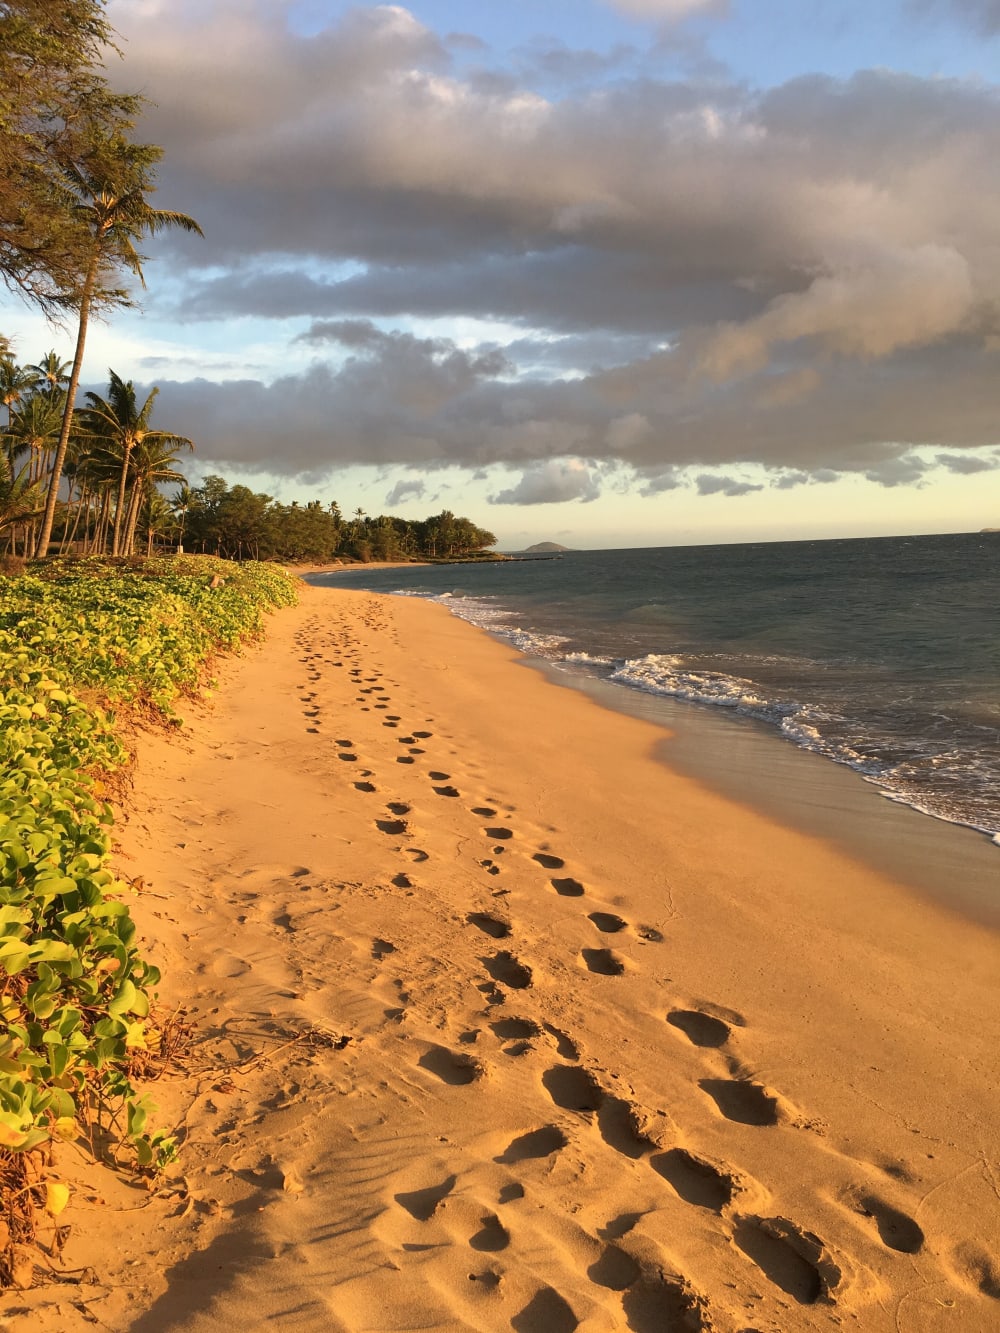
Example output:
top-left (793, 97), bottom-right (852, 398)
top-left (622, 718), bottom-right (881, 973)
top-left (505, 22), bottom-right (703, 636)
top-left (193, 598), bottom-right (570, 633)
top-left (181, 477), bottom-right (497, 564)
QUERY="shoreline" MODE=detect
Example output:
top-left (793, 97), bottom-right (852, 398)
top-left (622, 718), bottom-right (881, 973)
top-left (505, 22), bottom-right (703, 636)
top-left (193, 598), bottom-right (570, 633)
top-left (528, 657), bottom-right (1000, 930)
top-left (28, 585), bottom-right (1000, 1331)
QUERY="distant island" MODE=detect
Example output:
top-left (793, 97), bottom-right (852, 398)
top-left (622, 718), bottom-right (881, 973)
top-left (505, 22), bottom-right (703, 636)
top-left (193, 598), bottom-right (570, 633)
top-left (522, 542), bottom-right (572, 553)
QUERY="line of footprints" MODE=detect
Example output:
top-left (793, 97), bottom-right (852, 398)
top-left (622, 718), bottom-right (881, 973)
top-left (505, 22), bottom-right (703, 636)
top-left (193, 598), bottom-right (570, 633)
top-left (291, 615), bottom-right (932, 1329)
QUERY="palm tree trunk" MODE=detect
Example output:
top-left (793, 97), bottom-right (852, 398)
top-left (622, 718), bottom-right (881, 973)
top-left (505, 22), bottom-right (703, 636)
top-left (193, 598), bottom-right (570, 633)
top-left (94, 488), bottom-right (110, 554)
top-left (34, 247), bottom-right (100, 560)
top-left (61, 481), bottom-right (86, 555)
top-left (111, 442), bottom-right (132, 556)
top-left (123, 479), bottom-right (143, 555)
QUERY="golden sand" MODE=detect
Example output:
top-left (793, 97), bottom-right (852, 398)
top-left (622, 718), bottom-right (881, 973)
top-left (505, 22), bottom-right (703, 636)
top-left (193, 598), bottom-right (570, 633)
top-left (24, 585), bottom-right (1000, 1331)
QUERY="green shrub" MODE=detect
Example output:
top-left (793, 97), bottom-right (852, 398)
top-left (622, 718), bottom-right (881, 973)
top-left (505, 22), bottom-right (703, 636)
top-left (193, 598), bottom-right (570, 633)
top-left (0, 557), bottom-right (296, 1169)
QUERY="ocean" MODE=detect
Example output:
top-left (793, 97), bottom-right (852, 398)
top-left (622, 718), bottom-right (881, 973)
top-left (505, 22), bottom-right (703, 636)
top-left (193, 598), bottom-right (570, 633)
top-left (309, 531), bottom-right (1000, 848)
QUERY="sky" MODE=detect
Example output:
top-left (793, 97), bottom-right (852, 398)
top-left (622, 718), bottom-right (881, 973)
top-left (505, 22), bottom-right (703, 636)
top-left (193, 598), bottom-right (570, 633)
top-left (4, 0), bottom-right (1000, 549)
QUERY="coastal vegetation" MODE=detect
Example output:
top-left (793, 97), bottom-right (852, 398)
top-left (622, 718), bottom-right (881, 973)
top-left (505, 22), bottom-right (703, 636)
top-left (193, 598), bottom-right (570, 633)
top-left (179, 475), bottom-right (497, 564)
top-left (0, 1), bottom-right (203, 560)
top-left (0, 554), bottom-right (296, 1286)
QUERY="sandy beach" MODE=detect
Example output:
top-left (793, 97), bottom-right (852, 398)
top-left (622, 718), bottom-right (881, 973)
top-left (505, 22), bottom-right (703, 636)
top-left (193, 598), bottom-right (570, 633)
top-left (20, 582), bottom-right (1000, 1332)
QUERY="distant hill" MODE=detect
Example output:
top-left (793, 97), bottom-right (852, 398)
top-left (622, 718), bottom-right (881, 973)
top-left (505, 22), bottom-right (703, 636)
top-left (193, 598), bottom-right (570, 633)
top-left (523, 542), bottom-right (571, 553)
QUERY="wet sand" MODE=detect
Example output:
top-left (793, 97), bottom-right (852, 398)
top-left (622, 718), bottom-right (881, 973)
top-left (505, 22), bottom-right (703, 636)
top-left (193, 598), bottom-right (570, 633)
top-left (25, 584), bottom-right (1000, 1331)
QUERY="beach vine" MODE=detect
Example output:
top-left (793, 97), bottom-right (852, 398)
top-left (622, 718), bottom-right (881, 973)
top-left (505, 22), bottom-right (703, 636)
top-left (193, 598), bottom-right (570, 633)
top-left (0, 554), bottom-right (296, 1287)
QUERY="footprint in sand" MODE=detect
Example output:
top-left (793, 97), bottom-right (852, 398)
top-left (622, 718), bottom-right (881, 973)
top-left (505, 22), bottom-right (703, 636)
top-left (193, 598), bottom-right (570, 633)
top-left (667, 1010), bottom-right (731, 1048)
top-left (418, 1045), bottom-right (485, 1086)
top-left (484, 826), bottom-right (514, 841)
top-left (544, 1025), bottom-right (580, 1060)
top-left (581, 948), bottom-right (626, 976)
top-left (337, 752), bottom-right (359, 763)
top-left (496, 1125), bottom-right (568, 1163)
top-left (404, 847), bottom-right (429, 863)
top-left (434, 785), bottom-right (460, 798)
top-left (376, 818), bottom-right (408, 836)
top-left (413, 730), bottom-right (433, 739)
top-left (542, 1065), bottom-right (604, 1113)
top-left (533, 852), bottom-right (565, 870)
top-left (396, 756), bottom-right (415, 765)
top-left (621, 1273), bottom-right (709, 1331)
top-left (552, 877), bottom-right (585, 897)
top-left (372, 938), bottom-right (396, 960)
top-left (468, 912), bottom-right (511, 940)
top-left (651, 1148), bottom-right (740, 1211)
top-left (472, 806), bottom-right (496, 817)
top-left (733, 1216), bottom-right (836, 1305)
top-left (491, 1016), bottom-right (539, 1040)
top-left (387, 801), bottom-right (411, 815)
top-left (849, 1191), bottom-right (924, 1253)
top-left (588, 911), bottom-right (626, 932)
top-left (480, 858), bottom-right (502, 877)
top-left (392, 873), bottom-right (413, 889)
top-left (699, 1078), bottom-right (780, 1126)
top-left (483, 951), bottom-right (532, 989)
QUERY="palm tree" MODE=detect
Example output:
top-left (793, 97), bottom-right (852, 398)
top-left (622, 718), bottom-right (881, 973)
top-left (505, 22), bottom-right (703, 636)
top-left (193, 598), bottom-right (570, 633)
top-left (27, 350), bottom-right (71, 396)
top-left (4, 389), bottom-right (66, 484)
top-left (79, 371), bottom-right (193, 556)
top-left (33, 136), bottom-right (202, 559)
top-left (120, 431), bottom-right (191, 555)
top-left (0, 358), bottom-right (39, 427)
top-left (171, 483), bottom-right (192, 553)
top-left (0, 453), bottom-right (45, 549)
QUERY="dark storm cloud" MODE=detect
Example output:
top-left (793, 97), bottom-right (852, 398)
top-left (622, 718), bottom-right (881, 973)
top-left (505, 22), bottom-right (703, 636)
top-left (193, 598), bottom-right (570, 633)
top-left (107, 2), bottom-right (1000, 489)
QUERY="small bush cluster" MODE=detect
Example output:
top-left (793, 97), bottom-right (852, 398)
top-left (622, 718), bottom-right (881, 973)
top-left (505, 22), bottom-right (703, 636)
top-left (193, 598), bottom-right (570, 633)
top-left (0, 556), bottom-right (297, 1279)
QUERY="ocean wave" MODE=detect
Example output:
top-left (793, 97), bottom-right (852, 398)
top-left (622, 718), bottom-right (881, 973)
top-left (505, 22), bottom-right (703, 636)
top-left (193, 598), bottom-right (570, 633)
top-left (420, 591), bottom-right (570, 657)
top-left (389, 589), bottom-right (998, 845)
top-left (609, 653), bottom-right (781, 720)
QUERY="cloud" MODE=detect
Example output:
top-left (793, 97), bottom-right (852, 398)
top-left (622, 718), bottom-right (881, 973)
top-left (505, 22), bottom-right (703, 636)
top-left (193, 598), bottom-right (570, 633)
top-left (864, 455), bottom-right (930, 487)
top-left (698, 244), bottom-right (976, 380)
top-left (385, 478), bottom-right (427, 505)
top-left (694, 473), bottom-right (764, 496)
top-left (934, 450), bottom-right (1000, 473)
top-left (491, 460), bottom-right (602, 505)
top-left (88, 3), bottom-right (1000, 498)
top-left (603, 0), bottom-right (729, 20)
top-left (911, 0), bottom-right (1000, 34)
